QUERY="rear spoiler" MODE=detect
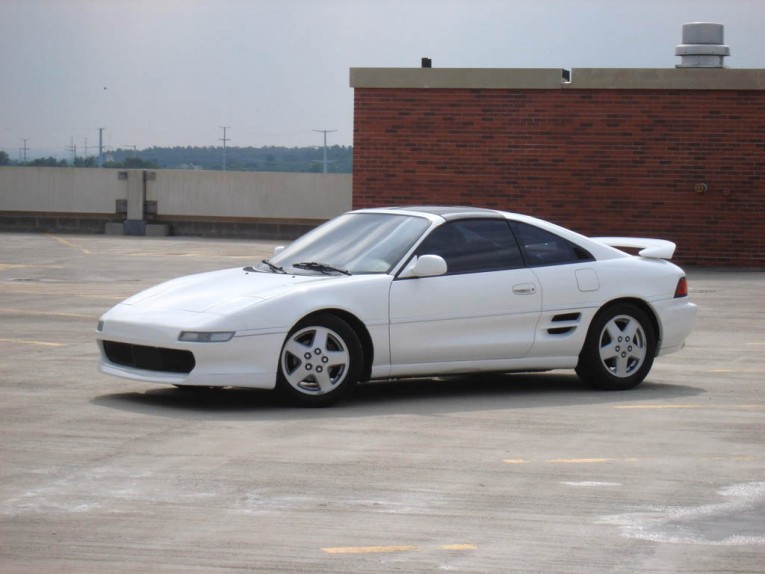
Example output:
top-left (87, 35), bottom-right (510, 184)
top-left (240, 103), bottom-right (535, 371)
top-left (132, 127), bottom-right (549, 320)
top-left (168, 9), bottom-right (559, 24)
top-left (591, 237), bottom-right (676, 260)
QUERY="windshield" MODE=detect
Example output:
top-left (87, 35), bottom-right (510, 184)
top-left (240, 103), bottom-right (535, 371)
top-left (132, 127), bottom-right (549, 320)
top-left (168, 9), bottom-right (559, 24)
top-left (266, 213), bottom-right (431, 275)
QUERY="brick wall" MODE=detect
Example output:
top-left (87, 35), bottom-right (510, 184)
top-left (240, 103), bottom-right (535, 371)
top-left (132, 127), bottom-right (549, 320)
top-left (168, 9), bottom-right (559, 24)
top-left (352, 87), bottom-right (764, 267)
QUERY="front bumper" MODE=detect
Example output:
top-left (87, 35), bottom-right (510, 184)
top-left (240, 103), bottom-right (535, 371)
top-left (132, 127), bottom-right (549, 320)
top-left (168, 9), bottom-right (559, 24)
top-left (96, 306), bottom-right (286, 389)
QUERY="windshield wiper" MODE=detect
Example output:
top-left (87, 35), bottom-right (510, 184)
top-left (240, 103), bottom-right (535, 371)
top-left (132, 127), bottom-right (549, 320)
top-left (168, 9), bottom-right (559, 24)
top-left (259, 259), bottom-right (286, 274)
top-left (293, 261), bottom-right (351, 276)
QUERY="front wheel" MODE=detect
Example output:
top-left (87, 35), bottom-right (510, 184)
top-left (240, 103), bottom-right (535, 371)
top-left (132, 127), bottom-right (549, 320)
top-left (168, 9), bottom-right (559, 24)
top-left (576, 303), bottom-right (656, 390)
top-left (276, 313), bottom-right (363, 407)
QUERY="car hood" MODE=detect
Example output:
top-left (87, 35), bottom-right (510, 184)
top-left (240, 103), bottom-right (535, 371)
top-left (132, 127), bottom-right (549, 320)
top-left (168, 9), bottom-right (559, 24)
top-left (121, 267), bottom-right (335, 313)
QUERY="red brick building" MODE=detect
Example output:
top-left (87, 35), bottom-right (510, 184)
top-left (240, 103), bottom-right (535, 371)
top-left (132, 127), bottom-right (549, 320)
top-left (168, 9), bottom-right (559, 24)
top-left (350, 67), bottom-right (765, 267)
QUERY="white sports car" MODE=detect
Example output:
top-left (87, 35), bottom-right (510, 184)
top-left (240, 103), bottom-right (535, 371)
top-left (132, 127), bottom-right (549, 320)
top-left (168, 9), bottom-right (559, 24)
top-left (97, 206), bottom-right (697, 406)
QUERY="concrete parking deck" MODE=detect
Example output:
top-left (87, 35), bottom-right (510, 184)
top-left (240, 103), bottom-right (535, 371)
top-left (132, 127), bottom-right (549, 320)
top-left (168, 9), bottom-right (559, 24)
top-left (1, 232), bottom-right (763, 573)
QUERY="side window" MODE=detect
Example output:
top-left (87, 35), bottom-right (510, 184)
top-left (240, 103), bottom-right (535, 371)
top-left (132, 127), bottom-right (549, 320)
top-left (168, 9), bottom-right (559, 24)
top-left (511, 222), bottom-right (594, 267)
top-left (415, 219), bottom-right (523, 274)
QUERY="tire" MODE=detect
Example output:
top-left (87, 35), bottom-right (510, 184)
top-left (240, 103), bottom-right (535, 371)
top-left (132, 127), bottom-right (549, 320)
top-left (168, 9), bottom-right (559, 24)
top-left (276, 313), bottom-right (363, 407)
top-left (576, 303), bottom-right (656, 391)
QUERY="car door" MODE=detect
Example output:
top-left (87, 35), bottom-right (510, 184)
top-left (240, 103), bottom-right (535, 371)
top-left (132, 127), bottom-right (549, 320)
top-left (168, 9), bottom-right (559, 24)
top-left (388, 219), bottom-right (541, 367)
top-left (509, 220), bottom-right (602, 358)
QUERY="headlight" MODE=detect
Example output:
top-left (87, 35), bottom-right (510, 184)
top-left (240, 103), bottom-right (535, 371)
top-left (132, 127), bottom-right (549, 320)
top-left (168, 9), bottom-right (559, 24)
top-left (178, 331), bottom-right (236, 343)
top-left (97, 321), bottom-right (104, 332)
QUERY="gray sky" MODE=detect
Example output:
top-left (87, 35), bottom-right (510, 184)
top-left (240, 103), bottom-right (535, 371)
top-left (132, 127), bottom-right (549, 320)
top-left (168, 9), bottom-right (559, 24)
top-left (1, 0), bottom-right (763, 159)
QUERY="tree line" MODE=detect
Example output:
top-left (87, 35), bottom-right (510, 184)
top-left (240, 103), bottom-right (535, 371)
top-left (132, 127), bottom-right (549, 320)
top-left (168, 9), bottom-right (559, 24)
top-left (0, 145), bottom-right (353, 173)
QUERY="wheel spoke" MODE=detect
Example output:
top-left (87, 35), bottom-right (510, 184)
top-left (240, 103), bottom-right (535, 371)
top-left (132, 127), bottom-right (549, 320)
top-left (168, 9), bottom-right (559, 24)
top-left (325, 348), bottom-right (350, 368)
top-left (623, 318), bottom-right (641, 342)
top-left (283, 338), bottom-right (310, 361)
top-left (604, 321), bottom-right (622, 343)
top-left (313, 368), bottom-right (336, 393)
top-left (599, 339), bottom-right (619, 363)
top-left (628, 344), bottom-right (647, 363)
top-left (613, 353), bottom-right (630, 377)
top-left (312, 327), bottom-right (331, 353)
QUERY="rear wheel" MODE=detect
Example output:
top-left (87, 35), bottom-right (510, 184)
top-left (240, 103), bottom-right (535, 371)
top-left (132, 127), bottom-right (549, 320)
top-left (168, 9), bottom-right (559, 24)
top-left (276, 313), bottom-right (363, 407)
top-left (576, 303), bottom-right (656, 390)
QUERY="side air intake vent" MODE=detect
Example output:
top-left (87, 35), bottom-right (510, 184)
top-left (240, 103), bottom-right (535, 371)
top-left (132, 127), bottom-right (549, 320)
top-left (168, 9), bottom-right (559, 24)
top-left (548, 313), bottom-right (582, 335)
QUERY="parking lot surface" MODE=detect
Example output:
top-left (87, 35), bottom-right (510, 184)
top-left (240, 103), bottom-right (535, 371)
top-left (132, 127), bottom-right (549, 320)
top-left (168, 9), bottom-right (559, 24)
top-left (0, 232), bottom-right (763, 573)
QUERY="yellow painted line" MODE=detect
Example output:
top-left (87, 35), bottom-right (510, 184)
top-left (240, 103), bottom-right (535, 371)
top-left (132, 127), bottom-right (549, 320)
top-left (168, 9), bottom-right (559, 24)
top-left (505, 455), bottom-right (761, 466)
top-left (613, 404), bottom-right (702, 409)
top-left (47, 233), bottom-right (91, 254)
top-left (0, 264), bottom-right (63, 271)
top-left (745, 342), bottom-right (765, 346)
top-left (0, 338), bottom-right (64, 347)
top-left (0, 286), bottom-right (128, 300)
top-left (120, 251), bottom-right (264, 260)
top-left (123, 252), bottom-right (203, 257)
top-left (322, 545), bottom-right (418, 554)
top-left (321, 544), bottom-right (476, 555)
top-left (548, 458), bottom-right (614, 464)
top-left (0, 308), bottom-right (95, 319)
top-left (123, 252), bottom-right (253, 258)
top-left (614, 404), bottom-right (764, 410)
top-left (503, 459), bottom-right (529, 464)
top-left (704, 456), bottom-right (757, 462)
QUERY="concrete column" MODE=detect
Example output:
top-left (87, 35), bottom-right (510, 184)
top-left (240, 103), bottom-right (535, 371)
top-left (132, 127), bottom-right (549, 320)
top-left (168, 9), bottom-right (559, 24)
top-left (124, 170), bottom-right (146, 235)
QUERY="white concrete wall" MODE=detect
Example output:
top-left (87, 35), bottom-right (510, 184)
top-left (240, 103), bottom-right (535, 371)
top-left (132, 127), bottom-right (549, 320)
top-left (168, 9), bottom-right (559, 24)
top-left (0, 167), bottom-right (123, 213)
top-left (152, 170), bottom-right (351, 219)
top-left (0, 167), bottom-right (352, 220)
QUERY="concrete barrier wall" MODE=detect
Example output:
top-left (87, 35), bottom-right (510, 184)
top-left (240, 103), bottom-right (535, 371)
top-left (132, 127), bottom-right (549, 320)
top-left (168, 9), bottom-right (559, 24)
top-left (0, 167), bottom-right (353, 238)
top-left (0, 167), bottom-right (123, 214)
top-left (152, 170), bottom-right (351, 220)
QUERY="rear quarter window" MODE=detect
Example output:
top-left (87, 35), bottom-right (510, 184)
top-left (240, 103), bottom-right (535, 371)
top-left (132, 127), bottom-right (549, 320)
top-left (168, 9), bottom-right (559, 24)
top-left (511, 222), bottom-right (594, 267)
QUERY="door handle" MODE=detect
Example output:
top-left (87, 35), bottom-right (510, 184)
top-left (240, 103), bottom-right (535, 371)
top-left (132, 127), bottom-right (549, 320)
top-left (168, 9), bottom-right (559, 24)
top-left (512, 283), bottom-right (537, 295)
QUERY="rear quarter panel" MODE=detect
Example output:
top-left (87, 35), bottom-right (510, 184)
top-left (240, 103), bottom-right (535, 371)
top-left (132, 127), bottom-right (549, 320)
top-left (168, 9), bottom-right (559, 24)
top-left (527, 256), bottom-right (686, 359)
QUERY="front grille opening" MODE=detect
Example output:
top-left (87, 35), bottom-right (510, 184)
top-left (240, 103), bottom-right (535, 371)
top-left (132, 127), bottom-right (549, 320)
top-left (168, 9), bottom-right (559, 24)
top-left (103, 341), bottom-right (195, 374)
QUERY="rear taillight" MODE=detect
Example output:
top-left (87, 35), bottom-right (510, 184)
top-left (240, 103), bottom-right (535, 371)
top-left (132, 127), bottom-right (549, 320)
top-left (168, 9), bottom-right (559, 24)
top-left (674, 277), bottom-right (688, 298)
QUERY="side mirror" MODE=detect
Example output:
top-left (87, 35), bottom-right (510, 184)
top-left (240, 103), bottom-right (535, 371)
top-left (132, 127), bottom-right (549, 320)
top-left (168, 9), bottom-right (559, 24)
top-left (409, 254), bottom-right (448, 278)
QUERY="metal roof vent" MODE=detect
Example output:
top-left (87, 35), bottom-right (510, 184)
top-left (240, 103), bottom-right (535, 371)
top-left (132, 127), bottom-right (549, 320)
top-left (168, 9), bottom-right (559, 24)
top-left (675, 22), bottom-right (730, 68)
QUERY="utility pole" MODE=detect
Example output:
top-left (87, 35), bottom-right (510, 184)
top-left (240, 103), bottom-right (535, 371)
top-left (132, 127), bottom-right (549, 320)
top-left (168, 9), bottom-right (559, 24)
top-left (97, 127), bottom-right (105, 168)
top-left (66, 137), bottom-right (77, 164)
top-left (219, 126), bottom-right (230, 171)
top-left (313, 129), bottom-right (337, 174)
top-left (20, 139), bottom-right (29, 164)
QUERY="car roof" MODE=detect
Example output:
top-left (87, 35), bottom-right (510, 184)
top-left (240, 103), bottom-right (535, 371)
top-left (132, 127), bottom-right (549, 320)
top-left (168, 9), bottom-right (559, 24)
top-left (350, 205), bottom-right (626, 261)
top-left (358, 205), bottom-right (505, 220)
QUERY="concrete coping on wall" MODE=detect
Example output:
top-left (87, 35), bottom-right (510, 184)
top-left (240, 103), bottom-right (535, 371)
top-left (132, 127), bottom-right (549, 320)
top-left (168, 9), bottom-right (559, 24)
top-left (350, 67), bottom-right (765, 90)
top-left (350, 68), bottom-right (567, 89)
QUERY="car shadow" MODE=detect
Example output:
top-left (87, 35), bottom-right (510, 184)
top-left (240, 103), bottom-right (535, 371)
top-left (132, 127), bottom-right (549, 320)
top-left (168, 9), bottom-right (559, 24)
top-left (91, 372), bottom-right (706, 421)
